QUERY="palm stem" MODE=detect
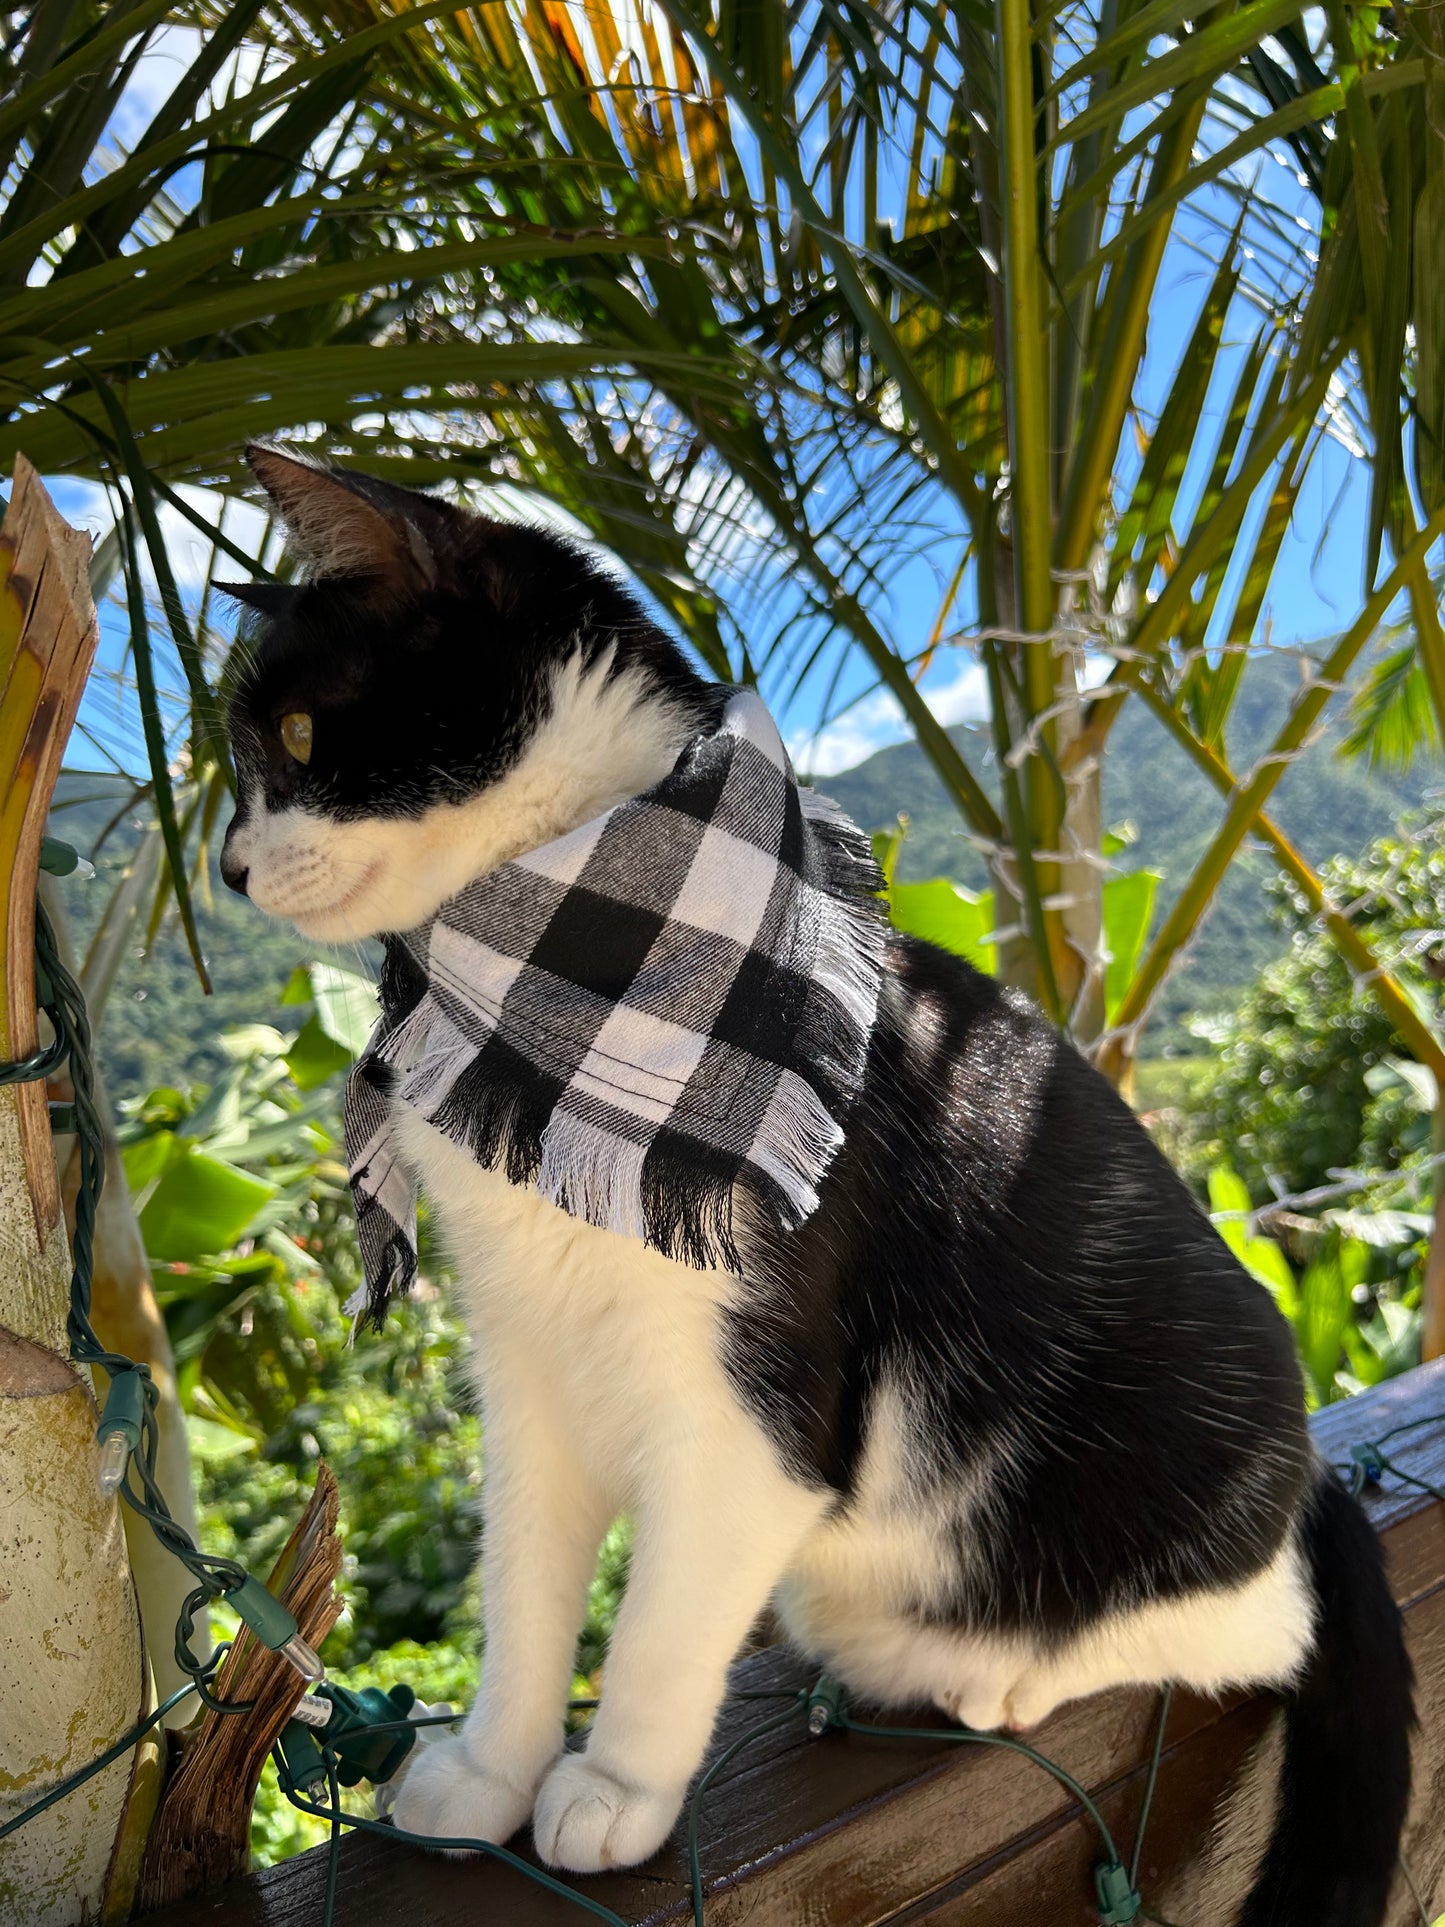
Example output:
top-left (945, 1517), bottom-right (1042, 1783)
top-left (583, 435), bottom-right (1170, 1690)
top-left (1112, 505), bottom-right (1445, 1038)
top-left (995, 0), bottom-right (1067, 1019)
top-left (1111, 670), bottom-right (1445, 1085)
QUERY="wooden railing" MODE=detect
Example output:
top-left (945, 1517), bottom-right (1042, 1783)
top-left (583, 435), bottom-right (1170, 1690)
top-left (141, 1359), bottom-right (1445, 1927)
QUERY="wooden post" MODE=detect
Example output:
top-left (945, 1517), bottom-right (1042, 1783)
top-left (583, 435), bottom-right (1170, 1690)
top-left (0, 458), bottom-right (155, 1925)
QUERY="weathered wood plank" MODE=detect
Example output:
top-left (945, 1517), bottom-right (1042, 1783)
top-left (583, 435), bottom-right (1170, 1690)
top-left (140, 1358), bottom-right (1445, 1927)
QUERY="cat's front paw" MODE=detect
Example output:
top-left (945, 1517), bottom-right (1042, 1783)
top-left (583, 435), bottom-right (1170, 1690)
top-left (390, 1734), bottom-right (538, 1853)
top-left (531, 1754), bottom-right (683, 1871)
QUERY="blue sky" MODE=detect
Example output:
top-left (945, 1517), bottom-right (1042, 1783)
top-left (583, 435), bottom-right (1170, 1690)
top-left (48, 306), bottom-right (1379, 786)
top-left (25, 12), bottom-right (1392, 786)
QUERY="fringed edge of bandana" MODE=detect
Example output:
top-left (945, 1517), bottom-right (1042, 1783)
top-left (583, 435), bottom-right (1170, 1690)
top-left (345, 1048), bottom-right (421, 1333)
top-left (795, 787), bottom-right (889, 1110)
top-left (346, 1208), bottom-right (418, 1334)
top-left (350, 774), bottom-right (889, 1316)
top-left (419, 785), bottom-right (885, 1281)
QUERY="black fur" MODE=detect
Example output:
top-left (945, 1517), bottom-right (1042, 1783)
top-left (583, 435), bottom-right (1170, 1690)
top-left (1238, 1472), bottom-right (1412, 1927)
top-left (220, 462), bottom-right (712, 887)
top-left (740, 941), bottom-right (1313, 1621)
top-left (223, 457), bottom-right (1413, 1925)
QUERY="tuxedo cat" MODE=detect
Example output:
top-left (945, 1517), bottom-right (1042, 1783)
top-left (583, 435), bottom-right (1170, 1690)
top-left (221, 446), bottom-right (1411, 1924)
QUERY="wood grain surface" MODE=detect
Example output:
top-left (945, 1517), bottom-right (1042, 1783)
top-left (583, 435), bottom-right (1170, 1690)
top-left (140, 1358), bottom-right (1445, 1927)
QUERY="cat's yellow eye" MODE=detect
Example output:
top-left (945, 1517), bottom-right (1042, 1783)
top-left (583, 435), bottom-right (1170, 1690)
top-left (280, 711), bottom-right (313, 764)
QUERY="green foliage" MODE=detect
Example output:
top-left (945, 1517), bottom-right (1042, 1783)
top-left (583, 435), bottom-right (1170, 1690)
top-left (128, 1136), bottom-right (277, 1266)
top-left (1207, 1163), bottom-right (1299, 1316)
top-left (281, 961), bottom-right (382, 1089)
top-left (1207, 1159), bottom-right (1421, 1406)
top-left (888, 875), bottom-right (998, 976)
top-left (1181, 813), bottom-right (1445, 1197)
top-left (826, 652), bottom-right (1440, 1042)
top-left (1177, 815), bottom-right (1445, 1402)
top-left (1102, 871), bottom-right (1159, 1026)
top-left (194, 1289), bottom-right (481, 1658)
top-left (876, 817), bottom-right (1159, 1021)
top-left (1345, 638), bottom-right (1443, 770)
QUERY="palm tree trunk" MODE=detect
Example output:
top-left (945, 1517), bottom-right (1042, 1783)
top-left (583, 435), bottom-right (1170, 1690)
top-left (44, 882), bottom-right (210, 1714)
top-left (1052, 643), bottom-right (1107, 1046)
top-left (0, 458), bottom-right (152, 1925)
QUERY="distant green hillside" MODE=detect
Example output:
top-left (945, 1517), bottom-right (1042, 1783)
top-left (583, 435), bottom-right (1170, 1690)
top-left (49, 778), bottom-right (376, 1101)
top-left (817, 650), bottom-right (1439, 1041)
top-left (50, 649), bottom-right (1440, 1101)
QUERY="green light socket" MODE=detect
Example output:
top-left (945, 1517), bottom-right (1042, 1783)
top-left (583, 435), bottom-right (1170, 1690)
top-left (96, 1367), bottom-right (147, 1450)
top-left (225, 1575), bottom-right (301, 1650)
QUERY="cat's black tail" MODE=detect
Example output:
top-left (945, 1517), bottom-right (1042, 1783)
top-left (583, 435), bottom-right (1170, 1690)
top-left (1238, 1467), bottom-right (1413, 1927)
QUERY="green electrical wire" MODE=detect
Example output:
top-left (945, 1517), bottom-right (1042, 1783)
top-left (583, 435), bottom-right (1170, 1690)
top-left (0, 1681), bottom-right (200, 1844)
top-left (271, 1686), bottom-right (1162, 1927)
top-left (1132, 1684), bottom-right (1173, 1886)
top-left (279, 1760), bottom-right (634, 1927)
top-left (1343, 1413), bottom-right (1445, 1506)
top-left (685, 1696), bottom-right (809, 1923)
top-left (824, 1708), bottom-right (1138, 1918)
top-left (0, 896), bottom-right (262, 1707)
top-left (5, 857), bottom-right (1438, 1927)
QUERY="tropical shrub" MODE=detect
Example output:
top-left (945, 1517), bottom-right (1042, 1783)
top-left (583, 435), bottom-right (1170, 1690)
top-left (1171, 813), bottom-right (1445, 1399)
top-left (112, 963), bottom-right (634, 1860)
top-left (1184, 814), bottom-right (1445, 1201)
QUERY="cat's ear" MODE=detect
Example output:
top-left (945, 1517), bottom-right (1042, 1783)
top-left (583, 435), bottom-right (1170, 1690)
top-left (215, 579), bottom-right (300, 620)
top-left (244, 444), bottom-right (438, 594)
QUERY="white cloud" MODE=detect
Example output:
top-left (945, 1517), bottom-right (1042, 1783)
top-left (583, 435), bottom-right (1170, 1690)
top-left (922, 658), bottom-right (990, 726)
top-left (788, 686), bottom-right (907, 775)
top-left (788, 654), bottom-right (993, 777)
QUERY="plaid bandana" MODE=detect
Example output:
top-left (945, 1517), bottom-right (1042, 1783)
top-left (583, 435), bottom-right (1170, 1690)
top-left (344, 689), bottom-right (886, 1327)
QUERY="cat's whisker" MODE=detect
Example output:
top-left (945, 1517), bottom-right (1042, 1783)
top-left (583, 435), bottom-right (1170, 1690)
top-left (212, 448), bottom-right (1410, 1923)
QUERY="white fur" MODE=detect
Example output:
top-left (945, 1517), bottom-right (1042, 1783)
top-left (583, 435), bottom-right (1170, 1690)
top-left (389, 1127), bottom-right (829, 1868)
top-left (247, 654), bottom-right (1319, 1870)
top-left (775, 1387), bottom-right (1315, 1733)
top-left (226, 651), bottom-right (692, 942)
top-left (388, 1130), bottom-right (1315, 1867)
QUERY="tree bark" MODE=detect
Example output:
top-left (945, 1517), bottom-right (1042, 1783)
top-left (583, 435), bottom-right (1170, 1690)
top-left (45, 882), bottom-right (210, 1716)
top-left (0, 457), bottom-right (154, 1926)
top-left (1052, 637), bottom-right (1107, 1047)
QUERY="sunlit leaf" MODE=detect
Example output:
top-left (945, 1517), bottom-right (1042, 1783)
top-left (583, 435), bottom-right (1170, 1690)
top-left (888, 878), bottom-right (998, 975)
top-left (1102, 869), bottom-right (1159, 1023)
top-left (138, 1143), bottom-right (278, 1264)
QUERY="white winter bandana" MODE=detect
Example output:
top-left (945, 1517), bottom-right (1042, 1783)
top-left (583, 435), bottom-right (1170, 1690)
top-left (344, 689), bottom-right (885, 1326)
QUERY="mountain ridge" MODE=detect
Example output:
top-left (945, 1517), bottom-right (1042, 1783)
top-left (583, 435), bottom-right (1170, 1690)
top-left (813, 649), bottom-right (1438, 1037)
top-left (52, 648), bottom-right (1440, 1096)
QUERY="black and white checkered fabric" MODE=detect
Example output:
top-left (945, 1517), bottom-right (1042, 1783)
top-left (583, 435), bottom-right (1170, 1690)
top-left (344, 689), bottom-right (886, 1326)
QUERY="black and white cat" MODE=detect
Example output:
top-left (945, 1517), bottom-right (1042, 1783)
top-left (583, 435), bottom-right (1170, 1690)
top-left (221, 446), bottom-right (1412, 1924)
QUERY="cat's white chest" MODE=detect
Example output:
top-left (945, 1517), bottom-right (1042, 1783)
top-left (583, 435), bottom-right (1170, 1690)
top-left (391, 1107), bottom-right (778, 1503)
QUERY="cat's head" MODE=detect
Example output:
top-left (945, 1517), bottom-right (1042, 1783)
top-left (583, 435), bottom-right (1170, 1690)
top-left (219, 447), bottom-right (711, 941)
